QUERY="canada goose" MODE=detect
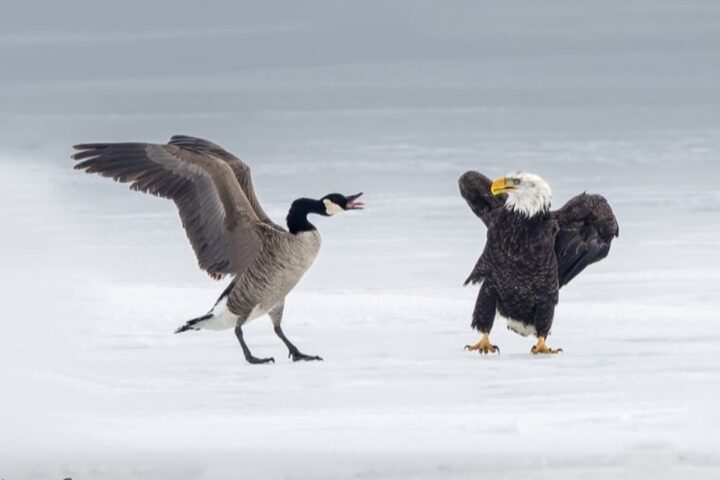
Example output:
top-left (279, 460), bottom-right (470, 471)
top-left (73, 135), bottom-right (364, 364)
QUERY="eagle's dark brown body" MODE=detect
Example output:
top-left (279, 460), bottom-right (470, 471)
top-left (473, 209), bottom-right (560, 337)
top-left (459, 171), bottom-right (619, 343)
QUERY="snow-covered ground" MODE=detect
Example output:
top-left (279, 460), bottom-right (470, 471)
top-left (2, 1), bottom-right (720, 479)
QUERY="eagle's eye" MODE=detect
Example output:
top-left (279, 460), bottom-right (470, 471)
top-left (512, 178), bottom-right (521, 186)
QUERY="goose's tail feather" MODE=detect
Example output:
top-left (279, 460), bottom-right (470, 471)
top-left (175, 313), bottom-right (213, 334)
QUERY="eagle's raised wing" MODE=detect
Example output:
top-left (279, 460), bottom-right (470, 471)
top-left (552, 193), bottom-right (619, 287)
top-left (458, 171), bottom-right (506, 226)
top-left (73, 141), bottom-right (266, 279)
top-left (167, 135), bottom-right (284, 231)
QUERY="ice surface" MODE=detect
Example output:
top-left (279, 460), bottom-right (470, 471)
top-left (1, 1), bottom-right (720, 479)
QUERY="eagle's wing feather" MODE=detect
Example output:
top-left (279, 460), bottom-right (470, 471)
top-left (73, 141), bottom-right (264, 279)
top-left (168, 135), bottom-right (284, 231)
top-left (552, 193), bottom-right (619, 287)
top-left (458, 171), bottom-right (506, 226)
top-left (459, 171), bottom-right (506, 285)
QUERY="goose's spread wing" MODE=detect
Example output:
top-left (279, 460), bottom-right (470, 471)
top-left (168, 135), bottom-right (284, 231)
top-left (458, 171), bottom-right (506, 226)
top-left (73, 142), bottom-right (265, 278)
top-left (552, 193), bottom-right (619, 287)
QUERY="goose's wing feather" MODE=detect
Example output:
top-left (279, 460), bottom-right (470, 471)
top-left (73, 141), bottom-right (264, 278)
top-left (552, 193), bottom-right (619, 287)
top-left (458, 171), bottom-right (506, 226)
top-left (168, 135), bottom-right (284, 231)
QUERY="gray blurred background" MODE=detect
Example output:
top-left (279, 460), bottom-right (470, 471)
top-left (2, 0), bottom-right (719, 288)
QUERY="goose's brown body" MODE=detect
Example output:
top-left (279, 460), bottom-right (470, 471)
top-left (73, 135), bottom-right (362, 364)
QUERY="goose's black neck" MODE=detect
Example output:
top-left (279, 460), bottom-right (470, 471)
top-left (287, 198), bottom-right (324, 234)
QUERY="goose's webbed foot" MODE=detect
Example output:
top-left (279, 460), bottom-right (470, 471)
top-left (289, 350), bottom-right (323, 362)
top-left (274, 325), bottom-right (323, 362)
top-left (246, 355), bottom-right (276, 365)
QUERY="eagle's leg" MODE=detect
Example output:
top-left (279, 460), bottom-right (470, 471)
top-left (270, 302), bottom-right (323, 362)
top-left (465, 283), bottom-right (499, 354)
top-left (531, 302), bottom-right (562, 354)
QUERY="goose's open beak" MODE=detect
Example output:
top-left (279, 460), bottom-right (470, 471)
top-left (345, 192), bottom-right (365, 210)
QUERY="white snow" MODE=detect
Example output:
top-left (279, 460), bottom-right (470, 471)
top-left (1, 1), bottom-right (720, 479)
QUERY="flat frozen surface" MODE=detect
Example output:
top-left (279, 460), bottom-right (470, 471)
top-left (1, 1), bottom-right (720, 479)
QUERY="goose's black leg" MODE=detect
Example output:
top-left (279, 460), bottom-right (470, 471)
top-left (269, 302), bottom-right (322, 362)
top-left (274, 325), bottom-right (323, 362)
top-left (234, 325), bottom-right (274, 365)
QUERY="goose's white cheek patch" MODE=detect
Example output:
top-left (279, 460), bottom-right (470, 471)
top-left (323, 199), bottom-right (344, 215)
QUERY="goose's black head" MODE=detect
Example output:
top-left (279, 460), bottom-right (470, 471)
top-left (287, 192), bottom-right (364, 234)
top-left (319, 192), bottom-right (364, 216)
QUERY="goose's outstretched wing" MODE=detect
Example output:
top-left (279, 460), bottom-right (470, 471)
top-left (167, 135), bottom-right (283, 231)
top-left (458, 171), bottom-right (506, 226)
top-left (73, 141), bottom-right (265, 279)
top-left (552, 193), bottom-right (619, 287)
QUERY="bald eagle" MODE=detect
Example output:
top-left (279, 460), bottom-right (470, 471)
top-left (459, 171), bottom-right (619, 354)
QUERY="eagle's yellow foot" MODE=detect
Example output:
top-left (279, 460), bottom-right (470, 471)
top-left (464, 333), bottom-right (499, 354)
top-left (531, 337), bottom-right (563, 355)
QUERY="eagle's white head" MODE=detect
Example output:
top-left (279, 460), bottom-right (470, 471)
top-left (491, 171), bottom-right (552, 218)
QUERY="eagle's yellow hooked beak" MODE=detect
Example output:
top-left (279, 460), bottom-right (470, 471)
top-left (491, 177), bottom-right (516, 195)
